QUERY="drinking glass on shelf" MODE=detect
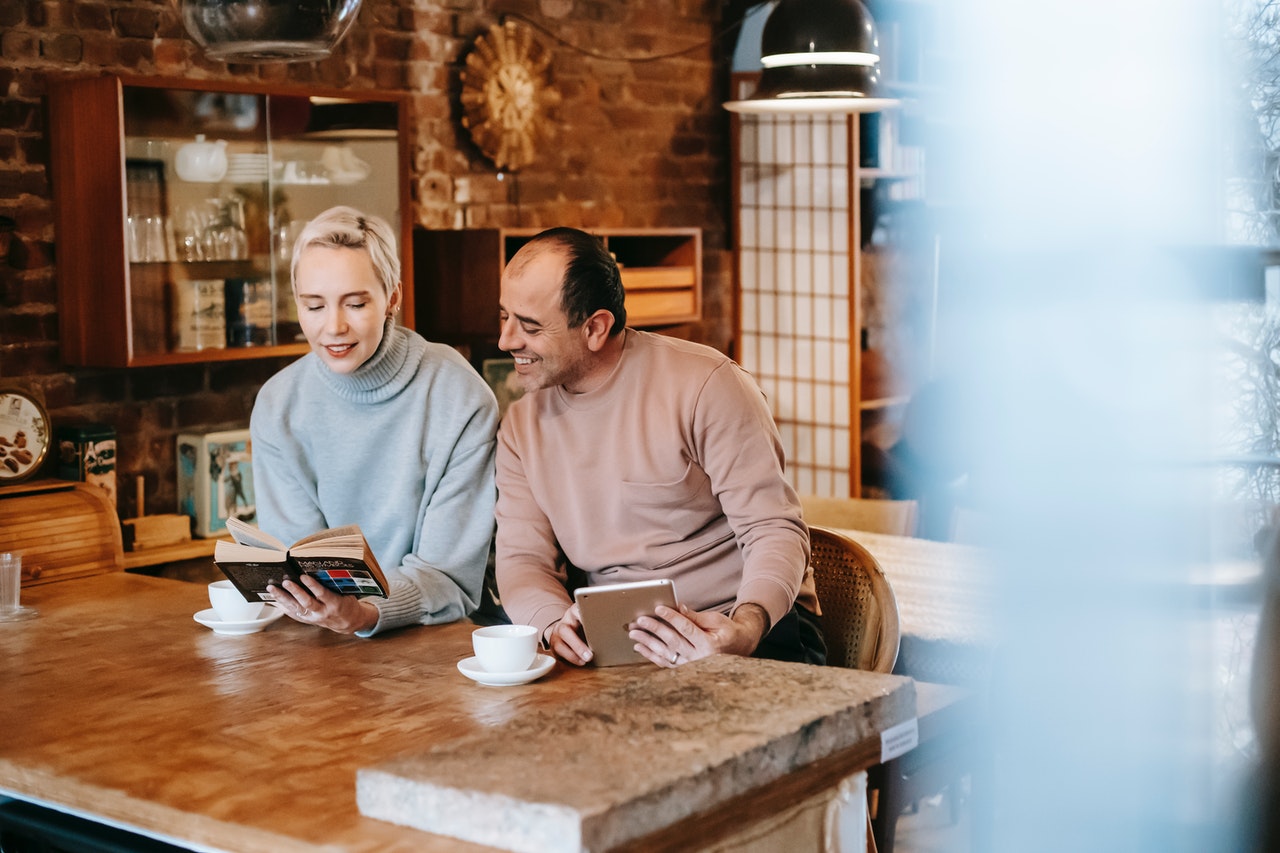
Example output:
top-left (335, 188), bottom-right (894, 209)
top-left (225, 197), bottom-right (248, 260)
top-left (274, 219), bottom-right (306, 265)
top-left (126, 215), bottom-right (143, 262)
top-left (127, 214), bottom-right (168, 262)
top-left (177, 198), bottom-right (236, 262)
top-left (176, 209), bottom-right (207, 262)
top-left (198, 197), bottom-right (248, 261)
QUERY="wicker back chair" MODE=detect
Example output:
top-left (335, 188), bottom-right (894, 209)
top-left (808, 525), bottom-right (900, 673)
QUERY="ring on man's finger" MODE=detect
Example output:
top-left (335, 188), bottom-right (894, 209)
top-left (670, 652), bottom-right (678, 665)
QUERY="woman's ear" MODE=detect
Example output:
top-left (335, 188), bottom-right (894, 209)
top-left (386, 285), bottom-right (403, 318)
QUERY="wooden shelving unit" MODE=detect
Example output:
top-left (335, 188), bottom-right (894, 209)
top-left (414, 227), bottom-right (701, 368)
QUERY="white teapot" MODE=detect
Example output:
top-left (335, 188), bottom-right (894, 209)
top-left (174, 135), bottom-right (228, 183)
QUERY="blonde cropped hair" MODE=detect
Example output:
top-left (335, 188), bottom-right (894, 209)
top-left (290, 206), bottom-right (400, 299)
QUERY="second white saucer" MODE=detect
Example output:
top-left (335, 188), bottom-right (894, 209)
top-left (457, 653), bottom-right (555, 686)
top-left (194, 606), bottom-right (284, 636)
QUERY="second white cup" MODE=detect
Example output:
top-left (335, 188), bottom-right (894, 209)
top-left (472, 624), bottom-right (539, 673)
top-left (208, 580), bottom-right (264, 622)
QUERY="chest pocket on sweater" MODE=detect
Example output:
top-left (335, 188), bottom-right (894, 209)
top-left (620, 461), bottom-right (722, 546)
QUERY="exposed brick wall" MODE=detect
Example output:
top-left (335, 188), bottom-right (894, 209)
top-left (0, 0), bottom-right (735, 521)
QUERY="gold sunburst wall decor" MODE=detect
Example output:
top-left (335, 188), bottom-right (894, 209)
top-left (460, 20), bottom-right (560, 172)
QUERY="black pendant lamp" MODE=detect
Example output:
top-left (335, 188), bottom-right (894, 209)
top-left (725, 0), bottom-right (897, 114)
top-left (177, 0), bottom-right (363, 63)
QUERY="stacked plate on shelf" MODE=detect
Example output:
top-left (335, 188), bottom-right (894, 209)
top-left (226, 152), bottom-right (270, 184)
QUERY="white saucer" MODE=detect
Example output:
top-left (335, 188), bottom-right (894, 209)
top-left (193, 606), bottom-right (284, 636)
top-left (457, 653), bottom-right (555, 686)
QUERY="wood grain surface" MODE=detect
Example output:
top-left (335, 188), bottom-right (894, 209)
top-left (1, 573), bottom-right (926, 852)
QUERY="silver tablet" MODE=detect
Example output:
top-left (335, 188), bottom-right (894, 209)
top-left (574, 579), bottom-right (678, 666)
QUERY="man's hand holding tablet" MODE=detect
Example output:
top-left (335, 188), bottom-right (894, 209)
top-left (571, 579), bottom-right (677, 666)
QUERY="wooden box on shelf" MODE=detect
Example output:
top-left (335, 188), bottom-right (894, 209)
top-left (414, 227), bottom-right (701, 366)
top-left (47, 74), bottom-right (413, 368)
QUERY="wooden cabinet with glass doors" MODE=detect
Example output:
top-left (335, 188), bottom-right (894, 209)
top-left (48, 75), bottom-right (412, 368)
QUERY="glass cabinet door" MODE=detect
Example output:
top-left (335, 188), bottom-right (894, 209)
top-left (110, 85), bottom-right (402, 363)
top-left (265, 95), bottom-right (402, 347)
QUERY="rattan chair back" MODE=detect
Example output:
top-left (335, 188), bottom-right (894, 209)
top-left (809, 525), bottom-right (900, 673)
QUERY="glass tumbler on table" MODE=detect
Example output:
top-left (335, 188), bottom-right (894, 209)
top-left (0, 552), bottom-right (37, 622)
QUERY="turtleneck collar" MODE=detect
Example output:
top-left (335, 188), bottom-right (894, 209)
top-left (311, 318), bottom-right (417, 404)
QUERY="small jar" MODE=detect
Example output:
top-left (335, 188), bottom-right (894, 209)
top-left (171, 279), bottom-right (226, 351)
top-left (224, 278), bottom-right (275, 347)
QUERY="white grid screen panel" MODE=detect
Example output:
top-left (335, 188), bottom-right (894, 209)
top-left (737, 111), bottom-right (855, 497)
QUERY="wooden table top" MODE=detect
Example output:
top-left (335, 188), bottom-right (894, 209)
top-left (0, 573), bottom-right (935, 853)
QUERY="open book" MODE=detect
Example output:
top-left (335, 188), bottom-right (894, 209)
top-left (214, 516), bottom-right (390, 602)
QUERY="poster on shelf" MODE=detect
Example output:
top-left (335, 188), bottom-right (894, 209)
top-left (177, 429), bottom-right (255, 538)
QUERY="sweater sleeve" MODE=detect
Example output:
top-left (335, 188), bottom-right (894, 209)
top-left (360, 388), bottom-right (500, 636)
top-left (691, 362), bottom-right (809, 628)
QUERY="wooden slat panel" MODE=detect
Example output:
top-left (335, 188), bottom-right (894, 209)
top-left (0, 481), bottom-right (123, 584)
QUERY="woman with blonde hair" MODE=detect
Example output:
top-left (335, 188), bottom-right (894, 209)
top-left (251, 206), bottom-right (499, 635)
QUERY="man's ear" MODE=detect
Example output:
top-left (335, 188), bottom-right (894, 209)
top-left (582, 309), bottom-right (615, 351)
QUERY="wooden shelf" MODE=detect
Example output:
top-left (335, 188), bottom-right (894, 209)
top-left (621, 266), bottom-right (697, 289)
top-left (122, 343), bottom-right (309, 368)
top-left (122, 536), bottom-right (224, 571)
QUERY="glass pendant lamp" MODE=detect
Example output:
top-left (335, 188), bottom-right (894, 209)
top-left (177, 0), bottom-right (363, 63)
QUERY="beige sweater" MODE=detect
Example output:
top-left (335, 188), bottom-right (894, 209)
top-left (495, 329), bottom-right (816, 638)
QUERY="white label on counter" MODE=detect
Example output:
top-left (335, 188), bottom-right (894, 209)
top-left (880, 718), bottom-right (919, 762)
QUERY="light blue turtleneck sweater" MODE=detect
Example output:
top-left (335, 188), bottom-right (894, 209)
top-left (251, 321), bottom-right (500, 635)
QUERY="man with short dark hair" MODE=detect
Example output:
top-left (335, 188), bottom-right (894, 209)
top-left (494, 227), bottom-right (824, 668)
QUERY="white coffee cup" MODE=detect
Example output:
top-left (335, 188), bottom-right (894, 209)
top-left (472, 624), bottom-right (539, 673)
top-left (208, 580), bottom-right (264, 622)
